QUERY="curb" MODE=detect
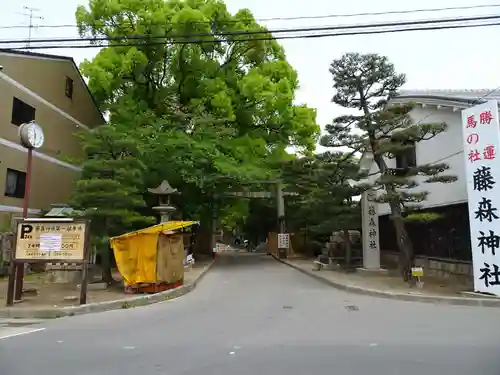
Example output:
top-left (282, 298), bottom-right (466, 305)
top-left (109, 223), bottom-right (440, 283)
top-left (273, 256), bottom-right (500, 308)
top-left (0, 260), bottom-right (216, 319)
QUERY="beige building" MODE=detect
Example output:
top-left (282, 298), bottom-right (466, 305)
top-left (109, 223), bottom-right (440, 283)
top-left (0, 49), bottom-right (103, 225)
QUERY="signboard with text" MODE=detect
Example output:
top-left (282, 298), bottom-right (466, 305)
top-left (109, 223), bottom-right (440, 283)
top-left (277, 233), bottom-right (290, 249)
top-left (14, 220), bottom-right (88, 262)
top-left (462, 100), bottom-right (500, 296)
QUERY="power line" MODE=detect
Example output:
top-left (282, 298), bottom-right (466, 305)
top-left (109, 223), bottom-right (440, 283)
top-left (4, 15), bottom-right (500, 50)
top-left (3, 14), bottom-right (499, 44)
top-left (9, 22), bottom-right (500, 50)
top-left (1, 3), bottom-right (499, 29)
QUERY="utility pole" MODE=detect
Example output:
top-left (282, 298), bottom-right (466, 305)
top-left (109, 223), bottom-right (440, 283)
top-left (18, 6), bottom-right (43, 49)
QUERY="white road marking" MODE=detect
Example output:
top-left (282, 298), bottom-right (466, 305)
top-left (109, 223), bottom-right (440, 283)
top-left (369, 343), bottom-right (378, 347)
top-left (123, 346), bottom-right (135, 350)
top-left (0, 327), bottom-right (45, 340)
top-left (229, 351), bottom-right (236, 355)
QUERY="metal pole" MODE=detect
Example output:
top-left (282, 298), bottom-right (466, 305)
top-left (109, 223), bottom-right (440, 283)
top-left (14, 147), bottom-right (33, 301)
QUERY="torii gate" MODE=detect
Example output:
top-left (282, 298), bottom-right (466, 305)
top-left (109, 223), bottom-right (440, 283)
top-left (226, 181), bottom-right (298, 257)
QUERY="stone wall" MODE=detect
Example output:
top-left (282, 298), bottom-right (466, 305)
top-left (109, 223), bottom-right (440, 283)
top-left (381, 251), bottom-right (473, 284)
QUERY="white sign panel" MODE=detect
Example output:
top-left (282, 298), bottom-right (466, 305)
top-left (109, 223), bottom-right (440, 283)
top-left (277, 233), bottom-right (290, 249)
top-left (462, 100), bottom-right (500, 295)
top-left (39, 234), bottom-right (62, 252)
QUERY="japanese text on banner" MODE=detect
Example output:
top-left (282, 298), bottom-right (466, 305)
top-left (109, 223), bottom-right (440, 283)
top-left (462, 100), bottom-right (500, 295)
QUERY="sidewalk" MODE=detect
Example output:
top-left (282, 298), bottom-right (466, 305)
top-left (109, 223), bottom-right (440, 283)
top-left (0, 260), bottom-right (214, 319)
top-left (276, 257), bottom-right (500, 307)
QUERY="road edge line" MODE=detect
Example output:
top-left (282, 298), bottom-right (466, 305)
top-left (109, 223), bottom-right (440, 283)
top-left (0, 327), bottom-right (46, 340)
top-left (273, 256), bottom-right (500, 308)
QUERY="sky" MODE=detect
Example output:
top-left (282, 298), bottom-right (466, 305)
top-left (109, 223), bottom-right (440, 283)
top-left (1, 0), bottom-right (499, 139)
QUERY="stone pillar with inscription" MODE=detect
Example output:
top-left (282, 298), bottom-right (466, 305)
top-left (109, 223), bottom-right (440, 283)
top-left (358, 190), bottom-right (386, 272)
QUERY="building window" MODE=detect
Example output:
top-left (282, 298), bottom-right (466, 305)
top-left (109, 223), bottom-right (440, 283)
top-left (4, 168), bottom-right (26, 199)
top-left (11, 97), bottom-right (35, 126)
top-left (395, 142), bottom-right (417, 175)
top-left (65, 77), bottom-right (74, 99)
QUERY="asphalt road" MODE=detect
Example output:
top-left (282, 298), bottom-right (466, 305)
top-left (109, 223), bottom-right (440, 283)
top-left (1, 252), bottom-right (500, 375)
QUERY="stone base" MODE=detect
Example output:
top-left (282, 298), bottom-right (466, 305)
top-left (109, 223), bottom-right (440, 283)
top-left (46, 264), bottom-right (83, 284)
top-left (46, 264), bottom-right (100, 284)
top-left (356, 267), bottom-right (388, 274)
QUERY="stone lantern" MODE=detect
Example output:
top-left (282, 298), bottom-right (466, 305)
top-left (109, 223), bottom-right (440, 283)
top-left (148, 180), bottom-right (180, 223)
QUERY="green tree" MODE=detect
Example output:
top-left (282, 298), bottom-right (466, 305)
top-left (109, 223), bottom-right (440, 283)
top-left (70, 125), bottom-right (154, 283)
top-left (321, 53), bottom-right (456, 280)
top-left (75, 0), bottom-right (318, 152)
top-left (74, 0), bottom-right (320, 243)
top-left (283, 152), bottom-right (361, 264)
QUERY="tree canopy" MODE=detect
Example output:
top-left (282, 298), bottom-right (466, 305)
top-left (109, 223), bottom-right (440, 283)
top-left (76, 0), bottom-right (319, 153)
top-left (72, 0), bottom-right (320, 253)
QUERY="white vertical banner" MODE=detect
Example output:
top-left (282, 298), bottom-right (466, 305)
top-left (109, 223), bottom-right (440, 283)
top-left (361, 190), bottom-right (381, 269)
top-left (462, 100), bottom-right (500, 296)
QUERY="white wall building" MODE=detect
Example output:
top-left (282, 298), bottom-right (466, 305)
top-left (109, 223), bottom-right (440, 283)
top-left (359, 89), bottom-right (500, 216)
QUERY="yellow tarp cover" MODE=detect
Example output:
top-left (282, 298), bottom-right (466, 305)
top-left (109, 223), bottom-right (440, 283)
top-left (110, 221), bottom-right (197, 286)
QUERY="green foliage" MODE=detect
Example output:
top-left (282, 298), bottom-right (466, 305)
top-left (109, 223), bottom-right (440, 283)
top-left (70, 124), bottom-right (155, 238)
top-left (320, 52), bottom-right (457, 219)
top-left (75, 0), bottom-right (319, 151)
top-left (219, 200), bottom-right (249, 232)
top-left (282, 152), bottom-right (361, 240)
top-left (74, 0), bottom-right (320, 231)
top-left (403, 211), bottom-right (443, 222)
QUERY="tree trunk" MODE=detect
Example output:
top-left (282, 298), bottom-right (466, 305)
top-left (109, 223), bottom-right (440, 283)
top-left (101, 245), bottom-right (114, 284)
top-left (194, 209), bottom-right (215, 257)
top-left (342, 228), bottom-right (352, 269)
top-left (194, 221), bottom-right (212, 255)
top-left (100, 218), bottom-right (113, 284)
top-left (388, 201), bottom-right (414, 281)
top-left (372, 153), bottom-right (415, 282)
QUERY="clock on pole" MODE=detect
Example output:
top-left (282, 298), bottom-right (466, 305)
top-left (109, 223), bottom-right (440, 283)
top-left (19, 121), bottom-right (45, 149)
top-left (11, 121), bottom-right (45, 304)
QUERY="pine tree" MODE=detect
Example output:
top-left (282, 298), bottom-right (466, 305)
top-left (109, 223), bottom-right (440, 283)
top-left (321, 53), bottom-right (457, 280)
top-left (283, 152), bottom-right (361, 265)
top-left (71, 124), bottom-right (154, 283)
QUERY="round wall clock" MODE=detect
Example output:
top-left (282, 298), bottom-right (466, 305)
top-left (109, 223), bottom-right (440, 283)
top-left (19, 122), bottom-right (45, 149)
